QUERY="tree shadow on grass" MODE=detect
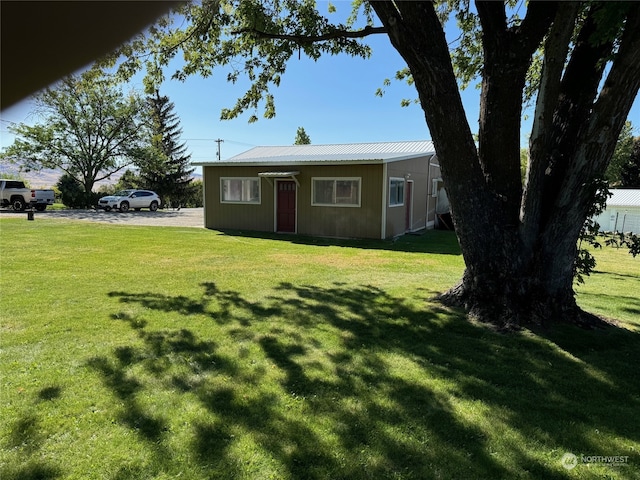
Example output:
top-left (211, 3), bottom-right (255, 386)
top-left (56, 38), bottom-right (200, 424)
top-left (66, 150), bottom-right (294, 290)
top-left (217, 228), bottom-right (463, 255)
top-left (2, 394), bottom-right (64, 479)
top-left (96, 282), bottom-right (640, 479)
top-left (0, 463), bottom-right (62, 480)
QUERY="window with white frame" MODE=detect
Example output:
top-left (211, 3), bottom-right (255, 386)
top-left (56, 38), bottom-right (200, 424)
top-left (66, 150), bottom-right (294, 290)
top-left (389, 177), bottom-right (405, 206)
top-left (220, 177), bottom-right (260, 203)
top-left (312, 178), bottom-right (361, 207)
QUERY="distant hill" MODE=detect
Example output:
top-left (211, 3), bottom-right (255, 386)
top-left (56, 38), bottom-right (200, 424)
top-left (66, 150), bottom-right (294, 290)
top-left (0, 167), bottom-right (62, 188)
top-left (0, 166), bottom-right (202, 189)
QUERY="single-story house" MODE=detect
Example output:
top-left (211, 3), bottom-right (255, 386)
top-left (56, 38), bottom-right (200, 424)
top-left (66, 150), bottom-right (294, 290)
top-left (594, 189), bottom-right (640, 234)
top-left (194, 141), bottom-right (446, 239)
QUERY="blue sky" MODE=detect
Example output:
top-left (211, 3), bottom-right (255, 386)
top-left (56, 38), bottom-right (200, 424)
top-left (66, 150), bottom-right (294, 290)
top-left (1, 25), bottom-right (441, 165)
top-left (2, 1), bottom-right (639, 170)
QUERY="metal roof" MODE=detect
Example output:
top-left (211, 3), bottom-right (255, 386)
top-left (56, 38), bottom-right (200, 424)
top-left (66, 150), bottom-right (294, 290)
top-left (194, 140), bottom-right (436, 166)
top-left (608, 189), bottom-right (640, 207)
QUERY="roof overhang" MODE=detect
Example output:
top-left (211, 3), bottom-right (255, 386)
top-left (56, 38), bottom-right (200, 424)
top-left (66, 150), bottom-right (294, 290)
top-left (258, 171), bottom-right (300, 186)
top-left (193, 153), bottom-right (437, 167)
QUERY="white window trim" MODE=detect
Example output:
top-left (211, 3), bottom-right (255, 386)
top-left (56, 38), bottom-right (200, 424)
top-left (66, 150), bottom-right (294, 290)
top-left (311, 177), bottom-right (361, 207)
top-left (220, 177), bottom-right (261, 204)
top-left (389, 177), bottom-right (405, 207)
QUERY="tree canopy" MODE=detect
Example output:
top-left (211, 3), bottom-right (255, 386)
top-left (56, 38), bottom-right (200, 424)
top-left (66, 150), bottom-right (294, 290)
top-left (96, 1), bottom-right (640, 327)
top-left (1, 75), bottom-right (147, 199)
top-left (95, 0), bottom-right (378, 121)
top-left (294, 126), bottom-right (312, 145)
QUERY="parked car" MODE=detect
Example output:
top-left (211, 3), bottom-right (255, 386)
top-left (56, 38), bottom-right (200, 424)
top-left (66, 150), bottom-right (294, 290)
top-left (97, 189), bottom-right (161, 212)
top-left (0, 179), bottom-right (55, 211)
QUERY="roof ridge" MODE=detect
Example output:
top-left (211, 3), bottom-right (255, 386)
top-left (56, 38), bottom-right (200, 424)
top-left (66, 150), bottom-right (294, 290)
top-left (607, 189), bottom-right (640, 206)
top-left (193, 140), bottom-right (437, 166)
top-left (247, 140), bottom-right (433, 148)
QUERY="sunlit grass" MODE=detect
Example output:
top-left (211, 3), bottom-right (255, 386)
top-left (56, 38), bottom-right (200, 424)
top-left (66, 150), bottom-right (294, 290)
top-left (1, 218), bottom-right (639, 479)
top-left (574, 239), bottom-right (640, 330)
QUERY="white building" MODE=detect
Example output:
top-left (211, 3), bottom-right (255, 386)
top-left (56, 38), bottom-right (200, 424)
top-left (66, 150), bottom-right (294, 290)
top-left (595, 189), bottom-right (640, 234)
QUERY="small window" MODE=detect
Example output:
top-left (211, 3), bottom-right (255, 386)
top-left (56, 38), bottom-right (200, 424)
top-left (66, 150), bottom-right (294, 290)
top-left (312, 178), bottom-right (361, 207)
top-left (221, 178), bottom-right (260, 204)
top-left (389, 178), bottom-right (405, 207)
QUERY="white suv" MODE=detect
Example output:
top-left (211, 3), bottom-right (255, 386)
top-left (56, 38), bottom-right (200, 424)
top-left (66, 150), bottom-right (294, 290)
top-left (97, 190), bottom-right (161, 212)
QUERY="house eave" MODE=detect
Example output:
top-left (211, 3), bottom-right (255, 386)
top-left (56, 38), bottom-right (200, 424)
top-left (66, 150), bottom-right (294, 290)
top-left (194, 153), bottom-right (434, 168)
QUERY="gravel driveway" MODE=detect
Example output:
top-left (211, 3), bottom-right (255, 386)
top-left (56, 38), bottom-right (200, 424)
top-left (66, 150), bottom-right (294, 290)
top-left (2, 207), bottom-right (205, 227)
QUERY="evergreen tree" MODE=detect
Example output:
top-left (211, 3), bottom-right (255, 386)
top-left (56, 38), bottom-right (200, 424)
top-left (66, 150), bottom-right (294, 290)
top-left (57, 173), bottom-right (87, 208)
top-left (115, 169), bottom-right (142, 190)
top-left (606, 121), bottom-right (635, 186)
top-left (294, 127), bottom-right (311, 145)
top-left (140, 90), bottom-right (194, 208)
top-left (620, 138), bottom-right (640, 188)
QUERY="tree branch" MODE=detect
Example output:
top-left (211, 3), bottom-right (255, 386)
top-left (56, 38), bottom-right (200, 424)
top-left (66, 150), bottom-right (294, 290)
top-left (518, 1), bottom-right (561, 53)
top-left (522, 2), bottom-right (579, 239)
top-left (475, 1), bottom-right (507, 46)
top-left (560, 3), bottom-right (640, 207)
top-left (231, 25), bottom-right (387, 44)
top-left (539, 3), bottom-right (640, 269)
top-left (475, 1), bottom-right (557, 223)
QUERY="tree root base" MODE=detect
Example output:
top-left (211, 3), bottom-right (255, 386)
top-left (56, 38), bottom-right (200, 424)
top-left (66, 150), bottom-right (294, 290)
top-left (437, 282), bottom-right (613, 332)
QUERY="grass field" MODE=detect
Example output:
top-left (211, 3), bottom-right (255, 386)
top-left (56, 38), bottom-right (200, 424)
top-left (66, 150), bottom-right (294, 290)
top-left (1, 217), bottom-right (639, 479)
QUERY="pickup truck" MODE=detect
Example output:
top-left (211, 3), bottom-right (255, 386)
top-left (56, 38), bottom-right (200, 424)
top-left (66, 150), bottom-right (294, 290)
top-left (0, 179), bottom-right (55, 211)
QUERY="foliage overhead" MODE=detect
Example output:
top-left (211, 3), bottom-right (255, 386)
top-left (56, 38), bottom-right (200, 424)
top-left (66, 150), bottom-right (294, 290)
top-left (95, 0), bottom-right (379, 123)
top-left (95, 1), bottom-right (638, 123)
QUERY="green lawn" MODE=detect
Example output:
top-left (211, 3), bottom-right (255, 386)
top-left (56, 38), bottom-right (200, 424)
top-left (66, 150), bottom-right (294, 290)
top-left (1, 218), bottom-right (639, 479)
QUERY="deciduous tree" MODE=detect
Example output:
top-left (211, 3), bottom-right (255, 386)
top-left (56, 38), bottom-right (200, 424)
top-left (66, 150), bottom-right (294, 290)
top-left (1, 74), bottom-right (146, 205)
top-left (98, 0), bottom-right (640, 327)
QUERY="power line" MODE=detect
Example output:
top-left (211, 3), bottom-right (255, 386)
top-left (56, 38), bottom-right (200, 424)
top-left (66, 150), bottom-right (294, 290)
top-left (183, 138), bottom-right (255, 147)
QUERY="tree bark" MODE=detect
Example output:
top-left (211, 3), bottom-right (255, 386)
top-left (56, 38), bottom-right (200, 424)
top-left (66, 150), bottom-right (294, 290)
top-left (371, 1), bottom-right (640, 328)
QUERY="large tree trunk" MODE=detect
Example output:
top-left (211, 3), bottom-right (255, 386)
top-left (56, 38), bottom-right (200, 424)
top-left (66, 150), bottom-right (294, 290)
top-left (438, 231), bottom-right (583, 328)
top-left (371, 1), bottom-right (640, 328)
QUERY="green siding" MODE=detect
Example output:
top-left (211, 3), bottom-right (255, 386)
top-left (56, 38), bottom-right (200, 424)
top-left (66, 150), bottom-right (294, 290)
top-left (203, 156), bottom-right (436, 239)
top-left (204, 166), bottom-right (274, 231)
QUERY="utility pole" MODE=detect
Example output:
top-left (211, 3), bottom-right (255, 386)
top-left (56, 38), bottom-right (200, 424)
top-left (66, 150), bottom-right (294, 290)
top-left (215, 138), bottom-right (224, 160)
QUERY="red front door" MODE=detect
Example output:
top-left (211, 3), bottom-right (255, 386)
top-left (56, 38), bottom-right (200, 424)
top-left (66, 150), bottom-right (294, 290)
top-left (277, 181), bottom-right (296, 232)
